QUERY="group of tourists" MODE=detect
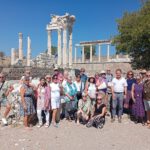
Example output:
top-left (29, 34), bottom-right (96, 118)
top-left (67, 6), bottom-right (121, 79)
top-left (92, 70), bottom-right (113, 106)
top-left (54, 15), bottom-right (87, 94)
top-left (0, 67), bottom-right (150, 129)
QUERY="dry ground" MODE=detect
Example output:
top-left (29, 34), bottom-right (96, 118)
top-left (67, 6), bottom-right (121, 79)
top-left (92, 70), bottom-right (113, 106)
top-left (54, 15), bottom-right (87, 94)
top-left (0, 116), bottom-right (150, 150)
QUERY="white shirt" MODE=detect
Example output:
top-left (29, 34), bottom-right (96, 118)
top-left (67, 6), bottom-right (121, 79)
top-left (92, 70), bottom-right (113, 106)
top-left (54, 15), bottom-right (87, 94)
top-left (50, 83), bottom-right (60, 99)
top-left (88, 83), bottom-right (96, 98)
top-left (74, 81), bottom-right (84, 92)
top-left (112, 77), bottom-right (127, 93)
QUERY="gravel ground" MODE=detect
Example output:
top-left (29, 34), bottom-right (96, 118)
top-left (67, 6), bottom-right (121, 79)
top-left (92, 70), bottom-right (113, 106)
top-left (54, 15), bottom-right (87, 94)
top-left (0, 116), bottom-right (150, 150)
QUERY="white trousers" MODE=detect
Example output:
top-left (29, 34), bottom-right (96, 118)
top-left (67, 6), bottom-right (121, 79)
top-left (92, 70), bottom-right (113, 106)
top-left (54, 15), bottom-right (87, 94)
top-left (37, 110), bottom-right (50, 124)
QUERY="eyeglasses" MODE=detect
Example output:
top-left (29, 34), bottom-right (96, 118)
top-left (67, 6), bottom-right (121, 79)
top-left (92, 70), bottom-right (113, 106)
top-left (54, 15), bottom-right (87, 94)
top-left (97, 98), bottom-right (102, 100)
top-left (0, 76), bottom-right (4, 78)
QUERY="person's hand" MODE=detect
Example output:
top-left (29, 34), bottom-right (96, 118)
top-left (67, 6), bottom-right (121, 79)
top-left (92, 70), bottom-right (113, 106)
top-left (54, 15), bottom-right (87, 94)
top-left (132, 98), bottom-right (136, 103)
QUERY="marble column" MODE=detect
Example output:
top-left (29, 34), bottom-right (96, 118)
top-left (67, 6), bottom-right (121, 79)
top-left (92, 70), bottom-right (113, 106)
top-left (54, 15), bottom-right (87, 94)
top-left (90, 45), bottom-right (92, 62)
top-left (98, 44), bottom-right (101, 62)
top-left (74, 46), bottom-right (77, 63)
top-left (57, 29), bottom-right (62, 66)
top-left (27, 36), bottom-right (31, 66)
top-left (63, 28), bottom-right (67, 67)
top-left (68, 28), bottom-right (73, 68)
top-left (19, 32), bottom-right (23, 60)
top-left (82, 46), bottom-right (85, 63)
top-left (107, 44), bottom-right (110, 61)
top-left (11, 48), bottom-right (15, 65)
top-left (47, 30), bottom-right (52, 56)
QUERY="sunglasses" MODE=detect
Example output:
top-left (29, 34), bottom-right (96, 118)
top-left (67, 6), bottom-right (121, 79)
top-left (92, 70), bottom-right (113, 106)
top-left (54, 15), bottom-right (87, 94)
top-left (97, 98), bottom-right (102, 100)
top-left (54, 78), bottom-right (58, 79)
top-left (0, 76), bottom-right (4, 78)
top-left (129, 74), bottom-right (133, 75)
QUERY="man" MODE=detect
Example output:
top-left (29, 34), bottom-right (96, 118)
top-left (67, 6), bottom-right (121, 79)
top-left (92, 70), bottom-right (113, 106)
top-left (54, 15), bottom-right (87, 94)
top-left (0, 73), bottom-right (12, 125)
top-left (140, 69), bottom-right (147, 83)
top-left (111, 69), bottom-right (127, 123)
top-left (143, 71), bottom-right (150, 128)
top-left (80, 68), bottom-right (87, 85)
top-left (106, 69), bottom-right (113, 83)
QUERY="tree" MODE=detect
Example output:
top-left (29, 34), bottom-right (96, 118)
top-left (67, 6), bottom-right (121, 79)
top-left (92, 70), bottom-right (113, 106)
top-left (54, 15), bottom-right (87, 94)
top-left (113, 0), bottom-right (150, 69)
top-left (45, 46), bottom-right (57, 55)
top-left (82, 45), bottom-right (96, 59)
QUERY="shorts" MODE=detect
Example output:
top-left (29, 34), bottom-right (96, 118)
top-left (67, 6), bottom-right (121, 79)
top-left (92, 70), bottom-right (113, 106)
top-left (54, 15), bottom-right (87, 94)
top-left (51, 98), bottom-right (60, 109)
top-left (0, 98), bottom-right (9, 106)
top-left (144, 100), bottom-right (150, 111)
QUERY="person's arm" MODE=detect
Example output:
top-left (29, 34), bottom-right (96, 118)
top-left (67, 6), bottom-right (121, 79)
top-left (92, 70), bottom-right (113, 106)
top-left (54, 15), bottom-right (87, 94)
top-left (111, 81), bottom-right (115, 100)
top-left (20, 87), bottom-right (27, 111)
top-left (131, 84), bottom-right (135, 102)
top-left (124, 79), bottom-right (128, 99)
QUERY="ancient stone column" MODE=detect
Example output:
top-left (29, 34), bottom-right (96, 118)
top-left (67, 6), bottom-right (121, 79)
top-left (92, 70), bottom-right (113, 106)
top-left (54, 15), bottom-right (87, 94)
top-left (63, 28), bottom-right (67, 67)
top-left (57, 29), bottom-right (62, 66)
top-left (74, 46), bottom-right (77, 63)
top-left (107, 44), bottom-right (110, 61)
top-left (98, 44), bottom-right (101, 62)
top-left (11, 48), bottom-right (15, 65)
top-left (27, 36), bottom-right (31, 66)
top-left (19, 32), bottom-right (23, 60)
top-left (68, 27), bottom-right (73, 68)
top-left (90, 45), bottom-right (93, 62)
top-left (82, 46), bottom-right (85, 63)
top-left (47, 30), bottom-right (52, 56)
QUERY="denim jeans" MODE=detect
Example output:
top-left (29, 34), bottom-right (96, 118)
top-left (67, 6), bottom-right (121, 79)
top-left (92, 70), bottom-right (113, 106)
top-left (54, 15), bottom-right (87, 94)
top-left (112, 93), bottom-right (124, 118)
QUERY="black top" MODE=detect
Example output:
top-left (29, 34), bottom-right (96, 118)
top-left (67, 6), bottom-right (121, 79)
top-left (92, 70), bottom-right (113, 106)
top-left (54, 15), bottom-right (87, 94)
top-left (94, 104), bottom-right (106, 116)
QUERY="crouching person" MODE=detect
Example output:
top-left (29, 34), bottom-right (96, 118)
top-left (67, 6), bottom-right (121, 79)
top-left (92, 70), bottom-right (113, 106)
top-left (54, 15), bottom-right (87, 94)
top-left (76, 92), bottom-right (91, 125)
top-left (86, 93), bottom-right (107, 129)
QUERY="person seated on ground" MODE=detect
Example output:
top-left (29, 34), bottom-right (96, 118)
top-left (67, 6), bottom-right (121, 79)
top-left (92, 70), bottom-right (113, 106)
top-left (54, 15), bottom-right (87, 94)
top-left (76, 92), bottom-right (91, 125)
top-left (86, 93), bottom-right (107, 129)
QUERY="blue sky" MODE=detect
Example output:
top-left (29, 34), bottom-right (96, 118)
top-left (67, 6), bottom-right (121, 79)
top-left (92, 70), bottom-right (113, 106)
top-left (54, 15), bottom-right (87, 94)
top-left (0, 0), bottom-right (141, 58)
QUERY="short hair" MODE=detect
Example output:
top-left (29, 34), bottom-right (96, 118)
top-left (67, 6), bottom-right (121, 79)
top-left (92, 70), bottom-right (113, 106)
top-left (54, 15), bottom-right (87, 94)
top-left (116, 68), bottom-right (122, 73)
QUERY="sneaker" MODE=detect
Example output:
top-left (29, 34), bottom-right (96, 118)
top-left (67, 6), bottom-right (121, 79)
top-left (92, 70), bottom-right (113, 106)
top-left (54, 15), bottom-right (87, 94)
top-left (45, 123), bottom-right (49, 128)
top-left (118, 118), bottom-right (122, 123)
top-left (111, 118), bottom-right (115, 123)
top-left (37, 123), bottom-right (42, 128)
top-left (2, 118), bottom-right (8, 125)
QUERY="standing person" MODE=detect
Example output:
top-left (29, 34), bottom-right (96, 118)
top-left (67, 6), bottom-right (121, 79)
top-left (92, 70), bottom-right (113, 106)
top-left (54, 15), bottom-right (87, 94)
top-left (131, 75), bottom-right (145, 124)
top-left (62, 70), bottom-right (69, 88)
top-left (111, 69), bottom-right (127, 123)
top-left (125, 71), bottom-right (136, 115)
top-left (64, 75), bottom-right (77, 121)
top-left (76, 92), bottom-right (91, 125)
top-left (80, 68), bottom-right (87, 85)
top-left (0, 73), bottom-right (11, 125)
top-left (140, 70), bottom-right (147, 83)
top-left (50, 75), bottom-right (61, 127)
top-left (20, 76), bottom-right (35, 129)
top-left (45, 75), bottom-right (51, 86)
top-left (106, 69), bottom-right (113, 83)
top-left (85, 75), bottom-right (97, 106)
top-left (143, 71), bottom-right (150, 128)
top-left (86, 93), bottom-right (107, 129)
top-left (74, 74), bottom-right (85, 101)
top-left (36, 77), bottom-right (51, 128)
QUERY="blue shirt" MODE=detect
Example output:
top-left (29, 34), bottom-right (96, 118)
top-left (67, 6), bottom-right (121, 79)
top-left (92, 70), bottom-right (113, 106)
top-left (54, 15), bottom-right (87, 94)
top-left (127, 78), bottom-right (136, 91)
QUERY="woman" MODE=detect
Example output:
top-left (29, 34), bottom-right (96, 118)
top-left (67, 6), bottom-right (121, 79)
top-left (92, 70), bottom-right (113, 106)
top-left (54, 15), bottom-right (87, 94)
top-left (85, 75), bottom-right (97, 106)
top-left (74, 74), bottom-right (84, 100)
top-left (131, 75), bottom-right (145, 124)
top-left (86, 93), bottom-right (106, 129)
top-left (50, 75), bottom-right (61, 127)
top-left (20, 76), bottom-right (35, 129)
top-left (125, 71), bottom-right (136, 114)
top-left (64, 75), bottom-right (77, 121)
top-left (37, 77), bottom-right (51, 128)
top-left (76, 92), bottom-right (91, 125)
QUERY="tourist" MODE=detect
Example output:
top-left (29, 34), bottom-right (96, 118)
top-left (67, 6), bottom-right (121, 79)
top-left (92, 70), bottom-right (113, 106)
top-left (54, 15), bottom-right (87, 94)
top-left (45, 75), bottom-right (51, 85)
top-left (143, 71), bottom-right (150, 128)
top-left (131, 75), bottom-right (145, 124)
top-left (140, 69), bottom-right (147, 83)
top-left (20, 76), bottom-right (35, 129)
top-left (74, 74), bottom-right (85, 100)
top-left (64, 75), bottom-right (77, 121)
top-left (80, 68), bottom-right (87, 85)
top-left (76, 92), bottom-right (91, 125)
top-left (86, 93), bottom-right (106, 129)
top-left (36, 77), bottom-right (51, 128)
top-left (53, 66), bottom-right (59, 77)
top-left (95, 72), bottom-right (100, 85)
top-left (111, 69), bottom-right (127, 123)
top-left (125, 71), bottom-right (136, 115)
top-left (106, 69), bottom-right (113, 83)
top-left (62, 70), bottom-right (69, 88)
top-left (98, 70), bottom-right (107, 93)
top-left (21, 70), bottom-right (32, 82)
top-left (0, 73), bottom-right (12, 125)
top-left (50, 75), bottom-right (61, 127)
top-left (85, 75), bottom-right (97, 106)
